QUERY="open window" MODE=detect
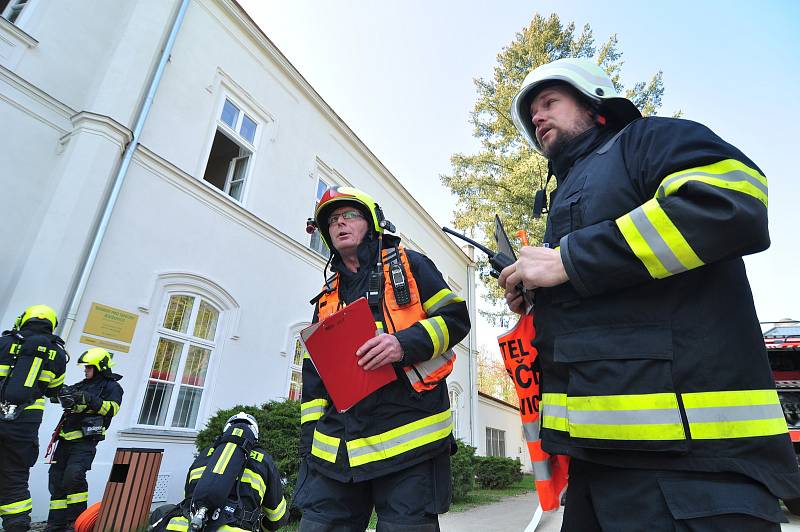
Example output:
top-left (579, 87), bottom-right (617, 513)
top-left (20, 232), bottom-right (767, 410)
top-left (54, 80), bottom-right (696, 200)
top-left (309, 176), bottom-right (331, 257)
top-left (1, 0), bottom-right (29, 24)
top-left (202, 98), bottom-right (258, 202)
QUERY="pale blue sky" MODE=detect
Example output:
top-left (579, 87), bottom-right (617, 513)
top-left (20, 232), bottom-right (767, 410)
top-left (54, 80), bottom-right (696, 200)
top-left (241, 0), bottom-right (800, 327)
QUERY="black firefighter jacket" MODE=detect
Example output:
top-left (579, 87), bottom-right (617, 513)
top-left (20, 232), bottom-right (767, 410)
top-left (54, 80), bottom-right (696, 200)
top-left (535, 118), bottom-right (800, 500)
top-left (59, 373), bottom-right (123, 442)
top-left (300, 235), bottom-right (470, 482)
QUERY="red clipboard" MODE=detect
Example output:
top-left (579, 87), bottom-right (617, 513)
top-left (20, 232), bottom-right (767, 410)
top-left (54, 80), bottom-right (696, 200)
top-left (301, 297), bottom-right (397, 412)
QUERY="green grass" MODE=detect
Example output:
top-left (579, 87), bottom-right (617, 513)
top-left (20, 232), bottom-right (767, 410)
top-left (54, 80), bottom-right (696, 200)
top-left (282, 475), bottom-right (536, 529)
top-left (449, 474), bottom-right (536, 513)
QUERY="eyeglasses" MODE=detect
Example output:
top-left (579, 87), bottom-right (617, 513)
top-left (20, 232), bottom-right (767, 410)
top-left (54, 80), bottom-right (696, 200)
top-left (328, 210), bottom-right (364, 225)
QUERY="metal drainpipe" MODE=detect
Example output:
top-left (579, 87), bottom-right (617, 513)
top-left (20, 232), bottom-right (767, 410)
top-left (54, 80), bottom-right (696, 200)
top-left (465, 246), bottom-right (478, 447)
top-left (58, 0), bottom-right (190, 340)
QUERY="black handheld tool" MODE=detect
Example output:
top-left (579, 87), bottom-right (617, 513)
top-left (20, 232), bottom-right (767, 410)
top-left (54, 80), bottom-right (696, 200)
top-left (441, 227), bottom-right (514, 278)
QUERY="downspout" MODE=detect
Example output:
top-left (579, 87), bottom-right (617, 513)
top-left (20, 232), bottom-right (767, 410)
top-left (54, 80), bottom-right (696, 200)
top-left (465, 245), bottom-right (478, 447)
top-left (58, 0), bottom-right (191, 340)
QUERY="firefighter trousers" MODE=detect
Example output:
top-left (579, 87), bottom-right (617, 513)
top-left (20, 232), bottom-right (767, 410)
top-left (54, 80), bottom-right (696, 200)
top-left (0, 420), bottom-right (39, 531)
top-left (47, 438), bottom-right (97, 529)
top-left (562, 458), bottom-right (786, 531)
top-left (294, 450), bottom-right (450, 532)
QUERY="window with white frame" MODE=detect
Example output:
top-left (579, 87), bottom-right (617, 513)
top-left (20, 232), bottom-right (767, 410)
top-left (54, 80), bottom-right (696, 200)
top-left (137, 294), bottom-right (221, 429)
top-left (449, 387), bottom-right (461, 439)
top-left (287, 335), bottom-right (304, 401)
top-left (202, 97), bottom-right (258, 202)
top-left (1, 0), bottom-right (28, 23)
top-left (309, 177), bottom-right (331, 257)
top-left (486, 427), bottom-right (506, 457)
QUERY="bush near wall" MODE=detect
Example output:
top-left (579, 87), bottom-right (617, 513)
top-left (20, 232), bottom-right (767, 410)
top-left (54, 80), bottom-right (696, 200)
top-left (451, 439), bottom-right (477, 502)
top-left (475, 456), bottom-right (523, 489)
top-left (195, 400), bottom-right (301, 518)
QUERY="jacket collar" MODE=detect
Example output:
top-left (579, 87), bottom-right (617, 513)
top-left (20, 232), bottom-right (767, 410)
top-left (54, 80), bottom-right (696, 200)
top-left (550, 126), bottom-right (615, 184)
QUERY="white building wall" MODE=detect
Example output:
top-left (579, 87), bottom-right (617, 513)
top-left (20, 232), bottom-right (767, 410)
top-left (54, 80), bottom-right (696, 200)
top-left (2, 0), bottom-right (479, 519)
top-left (477, 393), bottom-right (533, 473)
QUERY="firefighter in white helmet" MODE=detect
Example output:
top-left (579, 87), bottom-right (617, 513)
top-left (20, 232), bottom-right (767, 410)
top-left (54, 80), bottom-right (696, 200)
top-left (500, 57), bottom-right (800, 529)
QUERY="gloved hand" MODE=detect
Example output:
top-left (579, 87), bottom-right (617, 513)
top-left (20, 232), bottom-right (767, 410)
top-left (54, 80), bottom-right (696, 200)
top-left (79, 392), bottom-right (103, 412)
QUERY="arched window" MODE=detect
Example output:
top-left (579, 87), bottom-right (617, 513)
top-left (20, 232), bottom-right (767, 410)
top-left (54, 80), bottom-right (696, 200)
top-left (449, 384), bottom-right (462, 440)
top-left (288, 334), bottom-right (305, 401)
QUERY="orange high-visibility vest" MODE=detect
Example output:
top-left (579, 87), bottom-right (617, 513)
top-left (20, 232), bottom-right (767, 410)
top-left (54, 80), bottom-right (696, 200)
top-left (498, 314), bottom-right (568, 512)
top-left (318, 247), bottom-right (455, 392)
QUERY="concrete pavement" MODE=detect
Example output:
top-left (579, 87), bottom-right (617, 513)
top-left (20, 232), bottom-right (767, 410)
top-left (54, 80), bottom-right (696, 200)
top-left (437, 492), bottom-right (800, 532)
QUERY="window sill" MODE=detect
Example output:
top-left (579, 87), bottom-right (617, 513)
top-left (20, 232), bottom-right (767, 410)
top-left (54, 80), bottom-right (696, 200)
top-left (0, 16), bottom-right (37, 69)
top-left (117, 427), bottom-right (199, 444)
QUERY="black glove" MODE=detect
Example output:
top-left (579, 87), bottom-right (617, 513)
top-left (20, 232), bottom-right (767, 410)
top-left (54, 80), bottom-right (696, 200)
top-left (82, 392), bottom-right (102, 412)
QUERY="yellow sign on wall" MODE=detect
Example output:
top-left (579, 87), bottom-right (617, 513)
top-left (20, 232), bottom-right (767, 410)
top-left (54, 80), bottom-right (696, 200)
top-left (83, 303), bottom-right (139, 343)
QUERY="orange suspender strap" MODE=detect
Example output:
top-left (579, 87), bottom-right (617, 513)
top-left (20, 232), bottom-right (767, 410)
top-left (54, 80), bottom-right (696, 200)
top-left (498, 314), bottom-right (568, 512)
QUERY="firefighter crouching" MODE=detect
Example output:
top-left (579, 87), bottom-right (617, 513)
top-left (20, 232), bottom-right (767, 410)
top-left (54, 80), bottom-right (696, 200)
top-left (46, 348), bottom-right (123, 532)
top-left (296, 187), bottom-right (471, 531)
top-left (148, 412), bottom-right (288, 531)
top-left (0, 305), bottom-right (68, 531)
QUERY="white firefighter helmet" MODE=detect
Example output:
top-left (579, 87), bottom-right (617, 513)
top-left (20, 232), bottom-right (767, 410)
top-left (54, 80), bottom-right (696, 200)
top-left (224, 411), bottom-right (259, 439)
top-left (511, 57), bottom-right (642, 154)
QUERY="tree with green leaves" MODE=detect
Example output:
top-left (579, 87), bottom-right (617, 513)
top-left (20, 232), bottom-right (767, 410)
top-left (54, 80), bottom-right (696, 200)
top-left (441, 13), bottom-right (667, 324)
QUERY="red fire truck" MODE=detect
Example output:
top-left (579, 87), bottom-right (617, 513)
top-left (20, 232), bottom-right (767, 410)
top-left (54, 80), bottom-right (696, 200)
top-left (765, 321), bottom-right (800, 449)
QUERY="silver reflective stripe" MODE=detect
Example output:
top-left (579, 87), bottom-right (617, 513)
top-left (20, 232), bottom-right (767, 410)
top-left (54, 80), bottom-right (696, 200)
top-left (405, 350), bottom-right (453, 382)
top-left (522, 421), bottom-right (540, 442)
top-left (532, 459), bottom-right (551, 481)
top-left (568, 408), bottom-right (683, 426)
top-left (303, 404), bottom-right (325, 417)
top-left (658, 169), bottom-right (768, 199)
top-left (427, 319), bottom-right (447, 351)
top-left (542, 403), bottom-right (567, 420)
top-left (685, 403), bottom-right (784, 424)
top-left (426, 292), bottom-right (459, 314)
top-left (628, 207), bottom-right (686, 275)
top-left (347, 416), bottom-right (452, 460)
top-left (312, 437), bottom-right (338, 457)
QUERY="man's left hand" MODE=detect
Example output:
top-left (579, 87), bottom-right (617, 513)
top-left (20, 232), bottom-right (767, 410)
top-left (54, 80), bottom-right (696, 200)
top-left (357, 334), bottom-right (404, 371)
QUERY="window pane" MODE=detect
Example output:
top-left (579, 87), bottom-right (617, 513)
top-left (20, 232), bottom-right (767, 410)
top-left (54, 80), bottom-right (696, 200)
top-left (171, 386), bottom-right (203, 428)
top-left (149, 338), bottom-right (183, 382)
top-left (293, 338), bottom-right (304, 367)
top-left (240, 114), bottom-right (257, 144)
top-left (163, 295), bottom-right (194, 333)
top-left (289, 370), bottom-right (302, 401)
top-left (228, 156), bottom-right (249, 201)
top-left (315, 178), bottom-right (329, 200)
top-left (193, 300), bottom-right (219, 341)
top-left (221, 99), bottom-right (239, 128)
top-left (182, 346), bottom-right (211, 386)
top-left (138, 381), bottom-right (174, 426)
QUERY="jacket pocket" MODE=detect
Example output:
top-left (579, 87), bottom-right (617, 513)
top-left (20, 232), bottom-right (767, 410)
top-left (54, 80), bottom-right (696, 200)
top-left (553, 324), bottom-right (688, 452)
top-left (658, 476), bottom-right (785, 528)
top-left (548, 174), bottom-right (587, 241)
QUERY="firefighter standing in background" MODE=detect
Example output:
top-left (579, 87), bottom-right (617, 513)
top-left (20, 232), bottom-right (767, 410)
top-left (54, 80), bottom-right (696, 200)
top-left (0, 305), bottom-right (67, 531)
top-left (499, 57), bottom-right (800, 529)
top-left (149, 412), bottom-right (288, 531)
top-left (296, 187), bottom-right (470, 532)
top-left (46, 348), bottom-right (123, 532)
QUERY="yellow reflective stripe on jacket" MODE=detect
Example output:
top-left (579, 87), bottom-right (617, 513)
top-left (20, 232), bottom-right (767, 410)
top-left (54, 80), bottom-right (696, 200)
top-left (682, 389), bottom-right (787, 439)
top-left (212, 442), bottom-right (237, 474)
top-left (38, 369), bottom-right (55, 383)
top-left (24, 357), bottom-right (42, 387)
top-left (566, 393), bottom-right (685, 440)
top-left (188, 466), bottom-right (205, 482)
top-left (301, 398), bottom-right (328, 424)
top-left (311, 429), bottom-right (340, 463)
top-left (49, 498), bottom-right (67, 510)
top-left (657, 158), bottom-right (768, 207)
top-left (422, 288), bottom-right (464, 314)
top-left (0, 497), bottom-right (32, 515)
top-left (240, 468), bottom-right (266, 501)
top-left (166, 516), bottom-right (189, 531)
top-left (66, 491), bottom-right (88, 505)
top-left (60, 430), bottom-right (84, 440)
top-left (24, 397), bottom-right (45, 411)
top-left (404, 350), bottom-right (455, 387)
top-left (48, 372), bottom-right (65, 388)
top-left (541, 393), bottom-right (568, 432)
top-left (265, 496), bottom-right (287, 522)
top-left (419, 316), bottom-right (450, 357)
top-left (617, 198), bottom-right (704, 279)
top-left (0, 364), bottom-right (9, 377)
top-left (98, 400), bottom-right (120, 416)
top-left (346, 409), bottom-right (452, 467)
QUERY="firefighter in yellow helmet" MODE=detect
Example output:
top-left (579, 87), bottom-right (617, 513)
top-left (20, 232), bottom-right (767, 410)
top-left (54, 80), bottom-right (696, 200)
top-left (296, 186), bottom-right (470, 531)
top-left (46, 348), bottom-right (123, 532)
top-left (0, 305), bottom-right (67, 531)
top-left (499, 57), bottom-right (800, 529)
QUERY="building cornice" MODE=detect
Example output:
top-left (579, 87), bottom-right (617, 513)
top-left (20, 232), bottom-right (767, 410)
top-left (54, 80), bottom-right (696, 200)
top-left (133, 143), bottom-right (330, 272)
top-left (478, 390), bottom-right (519, 412)
top-left (63, 111), bottom-right (133, 152)
top-left (0, 63), bottom-right (74, 132)
top-left (215, 0), bottom-right (473, 266)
